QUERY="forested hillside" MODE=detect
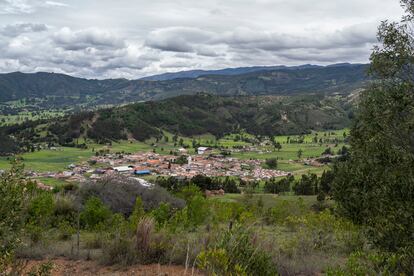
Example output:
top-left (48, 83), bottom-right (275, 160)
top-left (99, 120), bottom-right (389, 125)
top-left (2, 93), bottom-right (352, 151)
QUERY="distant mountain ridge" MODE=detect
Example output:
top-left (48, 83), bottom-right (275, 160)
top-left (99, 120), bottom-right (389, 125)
top-left (139, 64), bottom-right (328, 81)
top-left (0, 63), bottom-right (370, 113)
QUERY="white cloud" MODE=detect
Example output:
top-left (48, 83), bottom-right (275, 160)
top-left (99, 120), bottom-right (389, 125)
top-left (0, 0), bottom-right (405, 78)
top-left (0, 0), bottom-right (68, 14)
top-left (45, 1), bottom-right (67, 7)
top-left (52, 27), bottom-right (125, 50)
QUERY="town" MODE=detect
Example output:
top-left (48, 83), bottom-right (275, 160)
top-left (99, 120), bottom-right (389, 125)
top-left (33, 147), bottom-right (291, 186)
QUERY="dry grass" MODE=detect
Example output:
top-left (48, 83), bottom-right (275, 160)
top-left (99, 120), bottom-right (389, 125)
top-left (136, 216), bottom-right (155, 258)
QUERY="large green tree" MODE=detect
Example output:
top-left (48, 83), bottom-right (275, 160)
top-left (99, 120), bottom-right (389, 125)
top-left (0, 161), bottom-right (30, 271)
top-left (333, 0), bottom-right (414, 255)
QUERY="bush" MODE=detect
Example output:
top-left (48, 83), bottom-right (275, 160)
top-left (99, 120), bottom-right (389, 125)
top-left (26, 191), bottom-right (55, 227)
top-left (52, 194), bottom-right (78, 227)
top-left (57, 220), bottom-right (75, 241)
top-left (264, 198), bottom-right (309, 225)
top-left (135, 216), bottom-right (155, 262)
top-left (80, 196), bottom-right (112, 230)
top-left (284, 210), bottom-right (364, 254)
top-left (151, 203), bottom-right (173, 228)
top-left (62, 182), bottom-right (78, 192)
top-left (77, 176), bottom-right (185, 216)
top-left (222, 177), bottom-right (240, 193)
top-left (100, 237), bottom-right (137, 266)
top-left (0, 162), bottom-right (29, 270)
top-left (265, 158), bottom-right (278, 169)
top-left (186, 194), bottom-right (209, 228)
top-left (129, 197), bottom-right (145, 231)
top-left (327, 250), bottom-right (414, 275)
top-left (198, 225), bottom-right (278, 276)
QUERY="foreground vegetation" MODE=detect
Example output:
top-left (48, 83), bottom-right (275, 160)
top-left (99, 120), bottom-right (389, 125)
top-left (2, 162), bottom-right (410, 275)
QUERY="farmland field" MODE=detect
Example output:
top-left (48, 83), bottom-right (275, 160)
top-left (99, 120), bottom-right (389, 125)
top-left (0, 129), bottom-right (347, 174)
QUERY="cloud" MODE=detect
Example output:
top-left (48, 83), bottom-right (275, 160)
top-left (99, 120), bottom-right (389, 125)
top-left (145, 27), bottom-right (213, 53)
top-left (0, 0), bottom-right (33, 14)
top-left (0, 0), bottom-right (405, 78)
top-left (45, 1), bottom-right (67, 7)
top-left (0, 0), bottom-right (68, 14)
top-left (53, 27), bottom-right (125, 50)
top-left (0, 23), bottom-right (48, 37)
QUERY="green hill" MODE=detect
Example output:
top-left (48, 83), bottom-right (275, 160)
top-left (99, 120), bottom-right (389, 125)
top-left (3, 94), bottom-right (352, 152)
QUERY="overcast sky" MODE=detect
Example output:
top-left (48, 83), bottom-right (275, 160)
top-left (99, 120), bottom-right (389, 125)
top-left (0, 0), bottom-right (405, 79)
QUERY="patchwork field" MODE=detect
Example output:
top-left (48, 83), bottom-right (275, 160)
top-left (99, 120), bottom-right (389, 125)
top-left (0, 129), bottom-right (347, 175)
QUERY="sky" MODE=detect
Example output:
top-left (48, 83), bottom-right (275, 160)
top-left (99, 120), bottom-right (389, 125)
top-left (0, 0), bottom-right (405, 79)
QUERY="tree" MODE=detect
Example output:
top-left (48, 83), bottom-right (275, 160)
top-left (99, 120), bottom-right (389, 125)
top-left (80, 196), bottom-right (112, 230)
top-left (294, 173), bottom-right (318, 195)
top-left (265, 158), bottom-right (278, 169)
top-left (319, 170), bottom-right (334, 195)
top-left (0, 161), bottom-right (31, 270)
top-left (296, 149), bottom-right (303, 159)
top-left (271, 137), bottom-right (282, 151)
top-left (333, 0), bottom-right (414, 257)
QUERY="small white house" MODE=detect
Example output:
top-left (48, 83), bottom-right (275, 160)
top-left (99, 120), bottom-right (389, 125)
top-left (178, 148), bottom-right (187, 153)
top-left (113, 166), bottom-right (133, 173)
top-left (197, 147), bottom-right (211, 155)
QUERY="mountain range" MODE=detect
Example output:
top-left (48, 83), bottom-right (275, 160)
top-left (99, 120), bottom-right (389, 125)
top-left (0, 63), bottom-right (369, 113)
top-left (139, 64), bottom-right (326, 81)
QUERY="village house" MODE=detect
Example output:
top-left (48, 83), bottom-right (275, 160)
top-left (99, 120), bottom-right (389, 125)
top-left (197, 147), bottom-right (211, 155)
top-left (113, 166), bottom-right (133, 173)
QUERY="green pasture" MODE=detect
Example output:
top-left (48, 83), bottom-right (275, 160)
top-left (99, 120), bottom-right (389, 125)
top-left (0, 110), bottom-right (66, 126)
top-left (0, 129), bottom-right (346, 173)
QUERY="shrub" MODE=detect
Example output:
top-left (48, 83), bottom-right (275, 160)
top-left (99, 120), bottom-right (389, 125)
top-left (151, 203), bottom-right (172, 228)
top-left (284, 210), bottom-right (364, 254)
top-left (84, 233), bottom-right (104, 249)
top-left (186, 194), bottom-right (209, 228)
top-left (136, 216), bottom-right (155, 261)
top-left (222, 177), bottom-right (240, 193)
top-left (177, 185), bottom-right (202, 202)
top-left (100, 237), bottom-right (137, 266)
top-left (326, 250), bottom-right (414, 275)
top-left (57, 220), bottom-right (75, 241)
top-left (264, 198), bottom-right (308, 225)
top-left (129, 197), bottom-right (145, 231)
top-left (197, 225), bottom-right (278, 276)
top-left (62, 182), bottom-right (78, 192)
top-left (265, 158), bottom-right (278, 169)
top-left (77, 176), bottom-right (185, 216)
top-left (0, 162), bottom-right (29, 270)
top-left (52, 194), bottom-right (78, 227)
top-left (27, 191), bottom-right (55, 227)
top-left (80, 196), bottom-right (112, 230)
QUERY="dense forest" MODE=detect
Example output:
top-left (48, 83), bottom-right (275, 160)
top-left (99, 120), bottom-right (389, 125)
top-left (1, 93), bottom-right (353, 152)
